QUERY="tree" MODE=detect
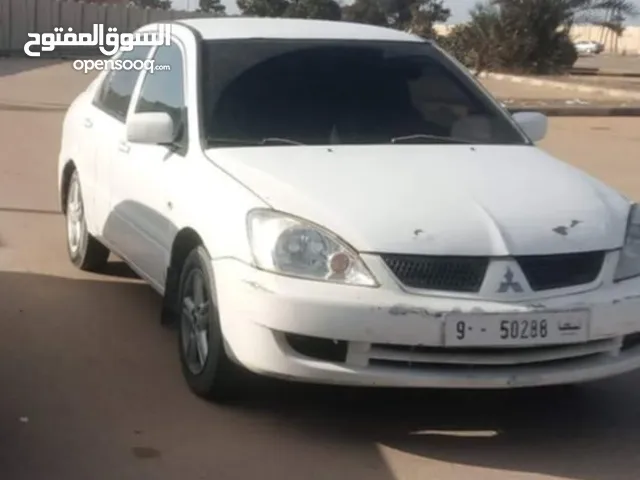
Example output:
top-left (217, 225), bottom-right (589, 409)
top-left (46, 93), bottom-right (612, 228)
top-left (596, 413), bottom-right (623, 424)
top-left (380, 0), bottom-right (450, 37)
top-left (439, 2), bottom-right (501, 75)
top-left (236, 0), bottom-right (289, 16)
top-left (342, 0), bottom-right (388, 26)
top-left (342, 0), bottom-right (449, 38)
top-left (199, 0), bottom-right (227, 14)
top-left (568, 0), bottom-right (638, 25)
top-left (284, 0), bottom-right (342, 20)
top-left (440, 0), bottom-right (638, 75)
top-left (405, 0), bottom-right (451, 38)
top-left (491, 0), bottom-right (637, 73)
top-left (596, 7), bottom-right (627, 53)
top-left (129, 0), bottom-right (172, 9)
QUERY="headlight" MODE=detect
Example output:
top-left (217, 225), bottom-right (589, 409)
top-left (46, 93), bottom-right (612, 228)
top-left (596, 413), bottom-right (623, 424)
top-left (246, 209), bottom-right (378, 286)
top-left (614, 203), bottom-right (640, 282)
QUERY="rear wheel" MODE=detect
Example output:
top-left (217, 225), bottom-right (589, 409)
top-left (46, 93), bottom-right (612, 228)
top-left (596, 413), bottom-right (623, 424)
top-left (177, 246), bottom-right (244, 402)
top-left (65, 170), bottom-right (109, 271)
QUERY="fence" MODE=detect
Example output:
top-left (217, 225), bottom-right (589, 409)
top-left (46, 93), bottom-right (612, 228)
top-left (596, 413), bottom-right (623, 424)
top-left (0, 0), bottom-right (210, 55)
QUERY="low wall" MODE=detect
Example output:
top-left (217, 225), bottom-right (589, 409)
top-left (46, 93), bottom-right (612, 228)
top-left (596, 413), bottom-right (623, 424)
top-left (434, 24), bottom-right (640, 55)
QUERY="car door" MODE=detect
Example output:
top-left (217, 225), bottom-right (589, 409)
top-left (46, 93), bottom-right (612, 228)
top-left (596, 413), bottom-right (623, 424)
top-left (108, 41), bottom-right (189, 289)
top-left (88, 46), bottom-right (153, 240)
top-left (61, 80), bottom-right (103, 227)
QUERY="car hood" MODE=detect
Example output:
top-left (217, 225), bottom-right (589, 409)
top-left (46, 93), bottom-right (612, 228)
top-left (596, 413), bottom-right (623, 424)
top-left (207, 145), bottom-right (630, 256)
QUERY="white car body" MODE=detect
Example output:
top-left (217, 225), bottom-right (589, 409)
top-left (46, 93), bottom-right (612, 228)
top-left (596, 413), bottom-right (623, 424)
top-left (574, 40), bottom-right (604, 55)
top-left (59, 18), bottom-right (640, 394)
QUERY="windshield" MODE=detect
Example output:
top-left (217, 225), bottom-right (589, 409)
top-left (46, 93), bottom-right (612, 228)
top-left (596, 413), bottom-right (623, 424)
top-left (200, 39), bottom-right (529, 147)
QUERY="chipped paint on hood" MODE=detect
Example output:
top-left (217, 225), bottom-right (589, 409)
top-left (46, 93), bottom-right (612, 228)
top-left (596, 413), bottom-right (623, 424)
top-left (208, 144), bottom-right (630, 256)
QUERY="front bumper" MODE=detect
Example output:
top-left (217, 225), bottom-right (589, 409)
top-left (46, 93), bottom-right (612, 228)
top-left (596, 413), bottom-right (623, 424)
top-left (213, 258), bottom-right (640, 389)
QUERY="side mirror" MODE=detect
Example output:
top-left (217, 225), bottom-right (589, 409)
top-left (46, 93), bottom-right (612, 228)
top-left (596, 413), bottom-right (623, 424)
top-left (126, 112), bottom-right (175, 145)
top-left (512, 111), bottom-right (548, 142)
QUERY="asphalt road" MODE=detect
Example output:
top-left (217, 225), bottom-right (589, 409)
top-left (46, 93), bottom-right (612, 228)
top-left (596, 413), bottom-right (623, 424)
top-left (575, 54), bottom-right (640, 74)
top-left (2, 60), bottom-right (640, 480)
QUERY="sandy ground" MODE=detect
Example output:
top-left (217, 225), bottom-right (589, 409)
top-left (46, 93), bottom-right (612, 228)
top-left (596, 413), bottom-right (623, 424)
top-left (1, 59), bottom-right (640, 480)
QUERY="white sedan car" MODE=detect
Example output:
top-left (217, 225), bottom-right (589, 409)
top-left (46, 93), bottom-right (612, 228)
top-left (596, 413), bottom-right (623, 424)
top-left (59, 17), bottom-right (640, 402)
top-left (574, 40), bottom-right (604, 55)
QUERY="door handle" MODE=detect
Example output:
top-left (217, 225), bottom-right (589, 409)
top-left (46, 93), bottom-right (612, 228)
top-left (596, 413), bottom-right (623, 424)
top-left (118, 141), bottom-right (130, 154)
top-left (83, 118), bottom-right (93, 128)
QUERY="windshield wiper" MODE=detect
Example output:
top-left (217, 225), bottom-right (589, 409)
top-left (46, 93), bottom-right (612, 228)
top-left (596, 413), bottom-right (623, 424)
top-left (206, 136), bottom-right (305, 146)
top-left (261, 137), bottom-right (304, 145)
top-left (206, 137), bottom-right (256, 146)
top-left (390, 133), bottom-right (471, 145)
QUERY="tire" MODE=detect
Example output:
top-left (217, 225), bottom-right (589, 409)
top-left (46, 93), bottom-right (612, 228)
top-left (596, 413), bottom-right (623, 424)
top-left (65, 170), bottom-right (110, 271)
top-left (176, 246), bottom-right (244, 402)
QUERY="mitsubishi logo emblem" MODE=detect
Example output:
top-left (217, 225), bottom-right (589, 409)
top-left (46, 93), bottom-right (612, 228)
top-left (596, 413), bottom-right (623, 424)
top-left (497, 267), bottom-right (524, 293)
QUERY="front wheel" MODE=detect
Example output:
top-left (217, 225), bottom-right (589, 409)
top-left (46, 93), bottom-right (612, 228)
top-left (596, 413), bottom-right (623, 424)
top-left (65, 170), bottom-right (109, 271)
top-left (177, 246), bottom-right (244, 402)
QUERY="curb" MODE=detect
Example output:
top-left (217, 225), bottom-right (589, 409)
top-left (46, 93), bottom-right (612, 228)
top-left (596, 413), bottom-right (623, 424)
top-left (0, 103), bottom-right (66, 113)
top-left (479, 71), bottom-right (640, 100)
top-left (508, 106), bottom-right (640, 116)
top-left (570, 68), bottom-right (640, 78)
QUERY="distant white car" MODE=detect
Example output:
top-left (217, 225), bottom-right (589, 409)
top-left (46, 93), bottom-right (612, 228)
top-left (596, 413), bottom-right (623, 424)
top-left (574, 40), bottom-right (605, 55)
top-left (59, 18), bottom-right (640, 402)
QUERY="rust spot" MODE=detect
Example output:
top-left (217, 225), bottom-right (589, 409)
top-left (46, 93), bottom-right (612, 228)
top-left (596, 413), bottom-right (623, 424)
top-left (389, 304), bottom-right (427, 316)
top-left (389, 304), bottom-right (443, 318)
top-left (242, 280), bottom-right (273, 294)
top-left (131, 446), bottom-right (161, 460)
top-left (553, 220), bottom-right (582, 236)
top-left (528, 303), bottom-right (547, 309)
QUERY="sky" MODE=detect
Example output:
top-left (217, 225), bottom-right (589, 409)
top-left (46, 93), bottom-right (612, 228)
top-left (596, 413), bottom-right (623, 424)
top-left (171, 0), bottom-right (640, 25)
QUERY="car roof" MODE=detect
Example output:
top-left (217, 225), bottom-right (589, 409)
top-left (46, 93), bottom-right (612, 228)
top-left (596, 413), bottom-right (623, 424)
top-left (175, 17), bottom-right (424, 43)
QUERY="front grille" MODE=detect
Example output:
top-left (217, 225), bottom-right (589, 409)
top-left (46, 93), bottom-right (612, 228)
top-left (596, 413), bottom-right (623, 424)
top-left (368, 337), bottom-right (621, 368)
top-left (516, 251), bottom-right (605, 291)
top-left (381, 254), bottom-right (489, 292)
top-left (382, 250), bottom-right (605, 293)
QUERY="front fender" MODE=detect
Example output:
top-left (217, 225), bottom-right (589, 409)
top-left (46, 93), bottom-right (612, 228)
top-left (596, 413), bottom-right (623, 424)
top-left (166, 153), bottom-right (269, 264)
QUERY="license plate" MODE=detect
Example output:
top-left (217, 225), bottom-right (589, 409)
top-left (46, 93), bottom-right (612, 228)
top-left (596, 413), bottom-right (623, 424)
top-left (443, 310), bottom-right (590, 347)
